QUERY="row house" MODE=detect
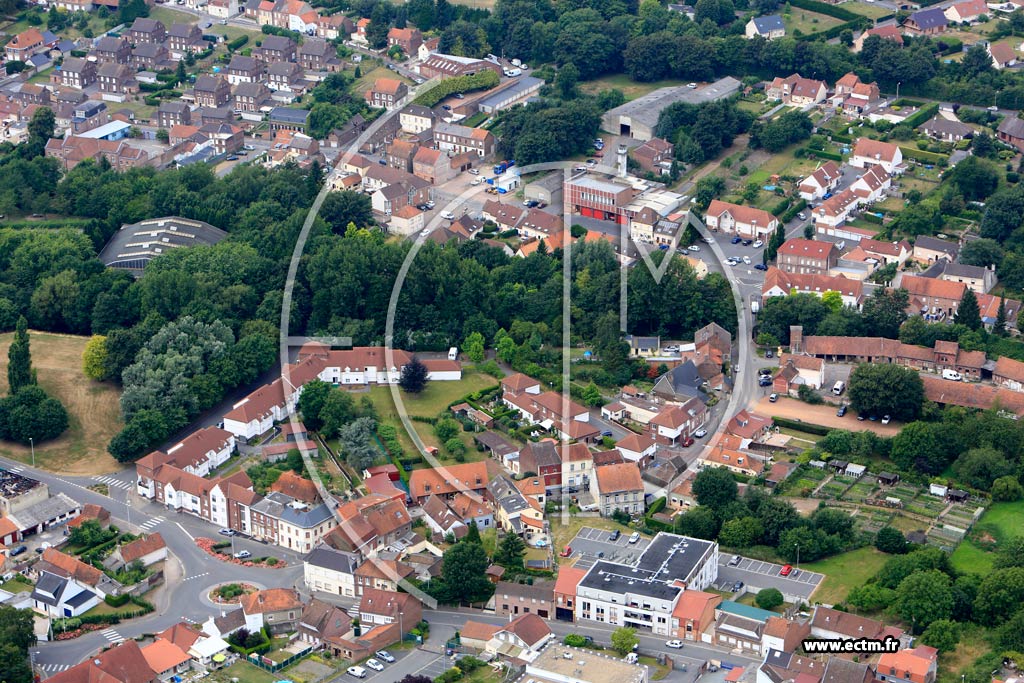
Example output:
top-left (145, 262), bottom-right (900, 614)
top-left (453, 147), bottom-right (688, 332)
top-left (93, 36), bottom-right (131, 64)
top-left (517, 442), bottom-right (562, 491)
top-left (412, 146), bottom-right (455, 184)
top-left (994, 355), bottom-right (1024, 392)
top-left (705, 200), bottom-right (778, 239)
top-left (316, 14), bottom-right (353, 40)
top-left (762, 266), bottom-right (865, 309)
top-left (773, 354), bottom-right (825, 395)
top-left (407, 462), bottom-right (489, 505)
top-left (811, 188), bottom-right (860, 230)
top-left (193, 74), bottom-right (232, 108)
top-left (127, 17), bottom-right (167, 44)
top-left (331, 493), bottom-right (412, 555)
top-left (365, 78), bottom-right (408, 110)
top-left (798, 160), bottom-right (841, 201)
top-left (857, 237), bottom-right (911, 266)
top-left (200, 122), bottom-right (244, 155)
top-left (297, 38), bottom-right (341, 71)
top-left (255, 35), bottom-right (297, 64)
top-left (385, 138), bottom-right (418, 172)
top-left (158, 101), bottom-right (191, 128)
top-left (12, 83), bottom-right (51, 107)
top-left (919, 260), bottom-right (997, 294)
top-left (434, 121), bottom-right (496, 158)
top-left (226, 55), bottom-right (265, 85)
top-left (776, 238), bottom-right (836, 275)
top-left (765, 73), bottom-right (827, 105)
top-left (482, 199), bottom-right (526, 231)
top-left (794, 329), bottom-right (988, 380)
top-left (249, 491), bottom-right (337, 554)
top-left (592, 462), bottom-right (645, 516)
top-left (267, 61), bottom-right (306, 93)
top-left (233, 81), bottom-right (272, 112)
top-left (45, 135), bottom-right (149, 171)
top-left (98, 62), bottom-right (138, 95)
top-left (371, 177), bottom-right (432, 215)
top-left (131, 42), bottom-right (171, 71)
top-left (57, 57), bottom-right (97, 89)
top-left (167, 23), bottom-right (204, 58)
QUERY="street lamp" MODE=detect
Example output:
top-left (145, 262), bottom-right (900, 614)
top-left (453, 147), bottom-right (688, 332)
top-left (795, 543), bottom-right (800, 569)
top-left (29, 437), bottom-right (34, 468)
top-left (896, 81), bottom-right (902, 103)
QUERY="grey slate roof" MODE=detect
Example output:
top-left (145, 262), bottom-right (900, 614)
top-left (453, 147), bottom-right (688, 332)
top-left (752, 15), bottom-right (785, 32)
top-left (305, 545), bottom-right (361, 573)
top-left (269, 107), bottom-right (310, 124)
top-left (251, 491), bottom-right (335, 528)
top-left (909, 7), bottom-right (947, 29)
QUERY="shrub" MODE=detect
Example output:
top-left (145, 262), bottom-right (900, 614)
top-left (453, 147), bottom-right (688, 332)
top-left (563, 634), bottom-right (588, 647)
top-left (104, 593), bottom-right (130, 607)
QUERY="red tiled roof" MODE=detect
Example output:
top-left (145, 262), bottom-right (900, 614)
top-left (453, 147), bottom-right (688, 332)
top-left (270, 470), bottom-right (320, 504)
top-left (594, 462), bottom-right (643, 493)
top-left (40, 548), bottom-right (104, 587)
top-left (408, 462), bottom-right (489, 499)
top-left (141, 639), bottom-right (191, 674)
top-left (239, 588), bottom-right (302, 614)
top-left (778, 238), bottom-right (835, 259)
top-left (119, 533), bottom-right (166, 564)
top-left (706, 200), bottom-right (775, 228)
top-left (48, 641), bottom-right (156, 683)
top-left (853, 137), bottom-right (899, 163)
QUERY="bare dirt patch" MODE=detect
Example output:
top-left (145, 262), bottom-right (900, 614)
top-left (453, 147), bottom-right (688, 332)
top-left (754, 395), bottom-right (902, 437)
top-left (0, 331), bottom-right (122, 475)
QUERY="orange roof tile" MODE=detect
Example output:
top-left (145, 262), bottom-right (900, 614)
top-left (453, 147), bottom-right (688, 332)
top-left (141, 639), bottom-right (191, 674)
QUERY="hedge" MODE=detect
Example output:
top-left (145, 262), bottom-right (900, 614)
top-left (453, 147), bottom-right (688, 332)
top-left (901, 102), bottom-right (939, 129)
top-left (413, 70), bottom-right (500, 107)
top-left (860, 212), bottom-right (884, 224)
top-left (104, 593), bottom-right (130, 607)
top-left (771, 416), bottom-right (832, 436)
top-left (770, 197), bottom-right (792, 217)
top-left (785, 0), bottom-right (861, 20)
top-left (780, 198), bottom-right (808, 223)
top-left (647, 496), bottom-right (667, 516)
top-left (804, 148), bottom-right (843, 162)
top-left (227, 35), bottom-right (249, 51)
top-left (803, 18), bottom-right (869, 42)
top-left (898, 145), bottom-right (948, 165)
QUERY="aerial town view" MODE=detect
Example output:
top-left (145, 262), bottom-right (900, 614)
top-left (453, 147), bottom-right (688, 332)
top-left (1, 2), bottom-right (1024, 683)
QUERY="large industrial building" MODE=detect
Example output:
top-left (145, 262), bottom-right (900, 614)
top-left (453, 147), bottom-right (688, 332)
top-left (601, 77), bottom-right (742, 141)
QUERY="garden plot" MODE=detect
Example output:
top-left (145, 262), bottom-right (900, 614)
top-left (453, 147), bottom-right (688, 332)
top-left (842, 479), bottom-right (878, 503)
top-left (905, 495), bottom-right (948, 518)
top-left (856, 509), bottom-right (894, 535)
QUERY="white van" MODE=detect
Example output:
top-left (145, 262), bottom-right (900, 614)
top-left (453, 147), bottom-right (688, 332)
top-left (942, 369), bottom-right (963, 381)
top-left (832, 381), bottom-right (845, 396)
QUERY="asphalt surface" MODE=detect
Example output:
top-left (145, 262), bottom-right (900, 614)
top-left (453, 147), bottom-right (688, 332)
top-left (713, 555), bottom-right (823, 602)
top-left (564, 526), bottom-right (651, 571)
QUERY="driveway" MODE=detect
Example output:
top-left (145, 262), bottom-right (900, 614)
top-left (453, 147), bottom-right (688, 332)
top-left (755, 395), bottom-right (902, 436)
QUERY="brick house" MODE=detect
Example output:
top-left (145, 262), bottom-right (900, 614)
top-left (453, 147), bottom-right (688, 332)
top-left (233, 81), bottom-right (271, 112)
top-left (158, 101), bottom-right (191, 128)
top-left (255, 35), bottom-right (297, 63)
top-left (93, 36), bottom-right (131, 64)
top-left (57, 57), bottom-right (97, 89)
top-left (777, 238), bottom-right (837, 275)
top-left (266, 62), bottom-right (305, 92)
top-left (387, 27), bottom-right (422, 55)
top-left (365, 78), bottom-right (408, 109)
top-left (226, 55), bottom-right (265, 85)
top-left (297, 38), bottom-right (340, 71)
top-left (5, 28), bottom-right (45, 62)
top-left (131, 43), bottom-right (170, 70)
top-left (166, 23), bottom-right (204, 58)
top-left (127, 17), bottom-right (166, 44)
top-left (193, 74), bottom-right (231, 108)
top-left (434, 121), bottom-right (495, 157)
top-left (632, 137), bottom-right (674, 174)
top-left (493, 580), bottom-right (554, 619)
top-left (98, 62), bottom-right (138, 95)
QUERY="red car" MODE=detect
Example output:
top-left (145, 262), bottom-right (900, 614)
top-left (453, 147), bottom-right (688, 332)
top-left (559, 546), bottom-right (572, 558)
top-left (780, 564), bottom-right (793, 576)
top-left (681, 436), bottom-right (695, 447)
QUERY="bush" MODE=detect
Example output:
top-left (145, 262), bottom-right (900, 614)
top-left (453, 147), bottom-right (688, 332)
top-left (227, 35), bottom-right (248, 51)
top-left (772, 416), bottom-right (830, 435)
top-left (804, 149), bottom-right (843, 162)
top-left (898, 146), bottom-right (948, 165)
top-left (756, 588), bottom-right (784, 610)
top-left (780, 198), bottom-right (808, 223)
top-left (563, 634), bottom-right (588, 647)
top-left (104, 593), bottom-right (130, 607)
top-left (413, 71), bottom-right (500, 107)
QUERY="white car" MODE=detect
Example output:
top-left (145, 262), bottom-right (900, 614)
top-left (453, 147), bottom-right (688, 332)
top-left (694, 428), bottom-right (707, 438)
top-left (347, 667), bottom-right (367, 678)
top-left (742, 255), bottom-right (752, 265)
top-left (752, 239), bottom-right (764, 248)
top-left (687, 244), bottom-right (700, 252)
top-left (441, 211), bottom-right (455, 220)
top-left (628, 532), bottom-right (640, 544)
top-left (881, 415), bottom-right (891, 424)
top-left (232, 550), bottom-right (251, 559)
top-left (666, 639), bottom-right (684, 649)
top-left (469, 168), bottom-right (480, 175)
top-left (471, 178), bottom-right (481, 185)
top-left (366, 660), bottom-right (384, 672)
top-left (375, 651), bottom-right (395, 663)
top-left (687, 82), bottom-right (697, 88)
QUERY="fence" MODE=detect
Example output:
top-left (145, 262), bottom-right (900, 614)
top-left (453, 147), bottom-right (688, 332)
top-left (248, 644), bottom-right (314, 673)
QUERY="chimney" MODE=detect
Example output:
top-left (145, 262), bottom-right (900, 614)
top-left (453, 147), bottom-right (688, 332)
top-left (617, 144), bottom-right (628, 178)
top-left (790, 325), bottom-right (803, 353)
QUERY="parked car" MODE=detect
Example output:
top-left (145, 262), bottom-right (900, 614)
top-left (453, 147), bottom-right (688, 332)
top-left (728, 555), bottom-right (741, 566)
top-left (687, 82), bottom-right (697, 88)
top-left (596, 551), bottom-right (605, 559)
top-left (837, 405), bottom-right (847, 417)
top-left (759, 367), bottom-right (772, 376)
top-left (765, 349), bottom-right (773, 358)
top-left (559, 545), bottom-right (573, 557)
top-left (375, 651), bottom-right (395, 663)
top-left (10, 546), bottom-right (27, 557)
top-left (687, 244), bottom-right (700, 252)
top-left (469, 168), bottom-right (480, 175)
top-left (732, 581), bottom-right (744, 592)
top-left (601, 430), bottom-right (613, 437)
top-left (681, 436), bottom-right (695, 447)
top-left (441, 211), bottom-right (455, 220)
top-left (610, 530), bottom-right (621, 542)
top-left (752, 239), bottom-right (763, 248)
top-left (453, 92), bottom-right (464, 99)
top-left (742, 239), bottom-right (753, 246)
top-left (780, 564), bottom-right (793, 576)
top-left (629, 532), bottom-right (640, 544)
top-left (769, 393), bottom-right (779, 403)
top-left (666, 640), bottom-right (684, 649)
top-left (797, 212), bottom-right (807, 220)
top-left (731, 236), bottom-right (742, 244)
top-left (759, 377), bottom-right (772, 387)
top-left (218, 529), bottom-right (235, 536)
top-left (881, 415), bottom-right (891, 424)
top-left (347, 667), bottom-right (367, 678)
top-left (366, 660), bottom-right (384, 672)
top-left (233, 550), bottom-right (251, 559)
top-left (742, 255), bottom-right (752, 265)
top-left (754, 263), bottom-right (768, 271)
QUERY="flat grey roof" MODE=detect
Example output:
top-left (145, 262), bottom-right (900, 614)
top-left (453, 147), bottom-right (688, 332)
top-left (477, 76), bottom-right (543, 108)
top-left (603, 77), bottom-right (742, 130)
top-left (579, 532), bottom-right (716, 601)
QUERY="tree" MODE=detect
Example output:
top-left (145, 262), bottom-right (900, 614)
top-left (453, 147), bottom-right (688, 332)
top-left (434, 418), bottom-right (461, 442)
top-left (847, 362), bottom-right (924, 422)
top-left (875, 547), bottom-right (954, 590)
top-left (994, 297), bottom-right (1008, 336)
top-left (439, 540), bottom-right (494, 604)
top-left (0, 643), bottom-right (31, 683)
top-left (0, 385), bottom-right (69, 445)
top-left (335, 417), bottom-right (378, 471)
top-left (692, 467), bottom-right (737, 510)
top-left (954, 288), bottom-right (982, 330)
top-left (860, 288), bottom-right (908, 339)
top-left (778, 526), bottom-right (838, 563)
top-left (974, 567), bottom-right (1024, 625)
top-left (896, 570), bottom-right (953, 632)
top-left (821, 290), bottom-right (843, 313)
top-left (959, 238), bottom-right (1003, 269)
top-left (674, 506), bottom-right (720, 539)
top-left (319, 389), bottom-right (356, 438)
top-left (399, 356), bottom-right (429, 393)
top-left (847, 584), bottom-right (897, 612)
top-left (321, 191), bottom-right (374, 232)
top-left (875, 526), bottom-right (909, 554)
top-left (398, 676), bottom-right (433, 683)
top-left (920, 619), bottom-right (960, 653)
top-left (6, 316), bottom-right (34, 395)
top-left (952, 447), bottom-right (1014, 490)
top-left (755, 588), bottom-right (784, 610)
top-left (555, 63), bottom-right (579, 99)
top-left (890, 421), bottom-right (952, 474)
top-left (464, 331), bottom-right (485, 363)
top-left (718, 516), bottom-right (763, 548)
top-left (991, 475), bottom-right (1024, 502)
top-left (493, 532), bottom-right (526, 571)
top-left (297, 379), bottom-right (332, 432)
top-left (464, 521), bottom-right (481, 545)
top-left (949, 156), bottom-right (1000, 202)
top-left (995, 608), bottom-right (1024, 652)
top-left (82, 335), bottom-right (108, 381)
top-left (610, 627), bottom-right (639, 655)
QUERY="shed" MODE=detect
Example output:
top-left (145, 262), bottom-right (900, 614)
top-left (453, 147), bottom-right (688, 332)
top-left (947, 489), bottom-right (969, 502)
top-left (829, 460), bottom-right (849, 472)
top-left (929, 483), bottom-right (948, 497)
top-left (877, 472), bottom-right (900, 486)
top-left (808, 460), bottom-right (827, 469)
top-left (845, 463), bottom-right (866, 478)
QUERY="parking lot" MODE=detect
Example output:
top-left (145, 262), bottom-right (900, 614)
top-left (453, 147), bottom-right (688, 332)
top-left (714, 554), bottom-right (824, 602)
top-left (565, 526), bottom-right (650, 570)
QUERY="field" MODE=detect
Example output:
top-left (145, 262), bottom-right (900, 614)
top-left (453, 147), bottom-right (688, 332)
top-left (950, 538), bottom-right (994, 575)
top-left (951, 499), bottom-right (1024, 573)
top-left (0, 331), bottom-right (123, 475)
top-left (365, 370), bottom-right (499, 460)
top-left (838, 0), bottom-right (893, 18)
top-left (802, 547), bottom-right (889, 604)
top-left (580, 74), bottom-right (688, 102)
top-left (974, 499), bottom-right (1024, 541)
top-left (781, 9), bottom-right (845, 36)
top-left (148, 6), bottom-right (197, 25)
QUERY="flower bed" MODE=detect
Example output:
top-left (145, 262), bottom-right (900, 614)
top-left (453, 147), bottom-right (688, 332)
top-left (195, 538), bottom-right (288, 568)
top-left (209, 583), bottom-right (258, 604)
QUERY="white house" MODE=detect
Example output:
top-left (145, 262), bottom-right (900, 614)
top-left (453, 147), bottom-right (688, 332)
top-left (850, 138), bottom-right (903, 174)
top-left (849, 165), bottom-right (891, 203)
top-left (745, 15), bottom-right (785, 39)
top-left (303, 545), bottom-right (361, 597)
top-left (704, 200), bottom-right (779, 239)
top-left (798, 161), bottom-right (841, 201)
top-left (615, 433), bottom-right (657, 462)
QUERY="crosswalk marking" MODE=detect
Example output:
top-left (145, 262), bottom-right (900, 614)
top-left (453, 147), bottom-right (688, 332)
top-left (183, 572), bottom-right (209, 582)
top-left (10, 466), bottom-right (24, 473)
top-left (137, 516), bottom-right (165, 532)
top-left (39, 664), bottom-right (70, 672)
top-left (100, 629), bottom-right (123, 644)
top-left (93, 476), bottom-right (132, 490)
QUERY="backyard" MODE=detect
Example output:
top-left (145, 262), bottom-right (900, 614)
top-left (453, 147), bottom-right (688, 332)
top-left (780, 9), bottom-right (845, 36)
top-left (803, 546), bottom-right (889, 604)
top-left (0, 331), bottom-right (122, 475)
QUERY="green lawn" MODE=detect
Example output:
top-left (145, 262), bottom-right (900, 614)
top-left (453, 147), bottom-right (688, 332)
top-left (0, 575), bottom-right (33, 593)
top-left (976, 499), bottom-right (1024, 542)
top-left (148, 6), bottom-right (198, 25)
top-left (208, 661), bottom-right (278, 683)
top-left (838, 0), bottom-right (892, 18)
top-left (802, 547), bottom-right (890, 604)
top-left (781, 9), bottom-right (845, 35)
top-left (950, 539), bottom-right (994, 576)
top-left (580, 74), bottom-right (688, 103)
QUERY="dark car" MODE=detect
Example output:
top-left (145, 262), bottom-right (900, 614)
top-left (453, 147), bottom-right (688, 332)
top-left (601, 430), bottom-right (613, 437)
top-left (765, 349), bottom-right (773, 359)
top-left (732, 581), bottom-right (744, 592)
top-left (759, 377), bottom-right (772, 387)
top-left (742, 239), bottom-right (753, 246)
top-left (226, 155), bottom-right (238, 161)
top-left (10, 546), bottom-right (27, 557)
top-left (610, 530), bottom-right (621, 542)
top-left (837, 405), bottom-right (847, 417)
top-left (731, 236), bottom-right (742, 244)
top-left (754, 263), bottom-right (768, 271)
